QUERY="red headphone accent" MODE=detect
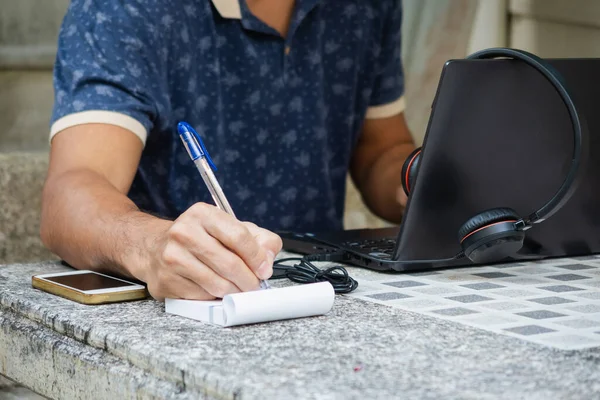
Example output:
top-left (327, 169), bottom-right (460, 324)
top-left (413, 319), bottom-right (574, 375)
top-left (404, 149), bottom-right (421, 193)
top-left (460, 220), bottom-right (518, 243)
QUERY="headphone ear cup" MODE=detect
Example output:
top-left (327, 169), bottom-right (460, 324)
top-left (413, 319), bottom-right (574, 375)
top-left (459, 207), bottom-right (525, 263)
top-left (401, 147), bottom-right (422, 195)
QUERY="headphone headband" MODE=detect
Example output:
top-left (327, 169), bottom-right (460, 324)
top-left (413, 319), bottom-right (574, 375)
top-left (466, 48), bottom-right (588, 229)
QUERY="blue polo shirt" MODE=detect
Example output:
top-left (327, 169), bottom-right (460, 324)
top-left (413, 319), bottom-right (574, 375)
top-left (50, 0), bottom-right (406, 232)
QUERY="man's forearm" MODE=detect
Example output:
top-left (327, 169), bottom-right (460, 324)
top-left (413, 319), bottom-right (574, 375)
top-left (359, 143), bottom-right (415, 223)
top-left (40, 168), bottom-right (171, 280)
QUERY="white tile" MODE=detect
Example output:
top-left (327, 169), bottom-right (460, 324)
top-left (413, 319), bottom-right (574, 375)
top-left (478, 301), bottom-right (530, 311)
top-left (510, 266), bottom-right (560, 275)
top-left (578, 281), bottom-right (600, 289)
top-left (498, 277), bottom-right (550, 285)
top-left (574, 292), bottom-right (600, 300)
top-left (460, 314), bottom-right (520, 327)
top-left (390, 298), bottom-right (446, 310)
top-left (411, 286), bottom-right (462, 295)
top-left (566, 304), bottom-right (600, 314)
top-left (353, 268), bottom-right (600, 351)
top-left (488, 288), bottom-right (539, 298)
top-left (553, 318), bottom-right (600, 329)
top-left (533, 333), bottom-right (600, 351)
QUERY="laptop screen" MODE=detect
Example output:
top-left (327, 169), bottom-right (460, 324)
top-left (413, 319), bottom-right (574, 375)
top-left (395, 58), bottom-right (600, 265)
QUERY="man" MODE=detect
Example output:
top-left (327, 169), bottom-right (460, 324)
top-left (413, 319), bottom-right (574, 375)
top-left (40, 0), bottom-right (416, 301)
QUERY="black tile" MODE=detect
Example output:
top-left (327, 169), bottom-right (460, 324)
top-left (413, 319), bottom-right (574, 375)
top-left (546, 274), bottom-right (591, 281)
top-left (504, 325), bottom-right (556, 336)
top-left (446, 294), bottom-right (493, 303)
top-left (473, 272), bottom-right (515, 279)
top-left (365, 292), bottom-right (411, 301)
top-left (573, 255), bottom-right (600, 261)
top-left (528, 297), bottom-right (576, 305)
top-left (492, 263), bottom-right (525, 269)
top-left (461, 282), bottom-right (505, 290)
top-left (555, 264), bottom-right (595, 271)
top-left (539, 285), bottom-right (585, 293)
top-left (516, 310), bottom-right (566, 319)
top-left (407, 271), bottom-right (442, 276)
top-left (383, 280), bottom-right (427, 289)
top-left (431, 307), bottom-right (479, 316)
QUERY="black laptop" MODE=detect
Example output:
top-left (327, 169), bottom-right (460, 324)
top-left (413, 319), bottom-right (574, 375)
top-left (280, 57), bottom-right (600, 272)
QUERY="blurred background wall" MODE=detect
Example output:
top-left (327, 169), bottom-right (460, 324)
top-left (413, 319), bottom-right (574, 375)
top-left (2, 0), bottom-right (600, 265)
top-left (347, 0), bottom-right (600, 229)
top-left (3, 0), bottom-right (600, 150)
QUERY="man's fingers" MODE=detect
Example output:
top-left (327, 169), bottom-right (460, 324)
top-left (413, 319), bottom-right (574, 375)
top-left (168, 231), bottom-right (259, 293)
top-left (244, 222), bottom-right (283, 256)
top-left (241, 223), bottom-right (282, 280)
top-left (179, 259), bottom-right (242, 298)
top-left (192, 204), bottom-right (271, 279)
top-left (149, 273), bottom-right (215, 301)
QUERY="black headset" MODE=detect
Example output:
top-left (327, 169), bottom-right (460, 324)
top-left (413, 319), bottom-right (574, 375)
top-left (401, 48), bottom-right (587, 264)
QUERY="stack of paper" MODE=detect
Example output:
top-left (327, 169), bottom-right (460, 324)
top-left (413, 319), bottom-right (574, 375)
top-left (165, 281), bottom-right (335, 327)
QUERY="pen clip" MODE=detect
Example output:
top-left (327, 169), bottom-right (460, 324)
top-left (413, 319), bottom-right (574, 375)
top-left (177, 121), bottom-right (218, 171)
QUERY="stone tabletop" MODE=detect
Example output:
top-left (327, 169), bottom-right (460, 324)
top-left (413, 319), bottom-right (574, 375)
top-left (2, 255), bottom-right (600, 400)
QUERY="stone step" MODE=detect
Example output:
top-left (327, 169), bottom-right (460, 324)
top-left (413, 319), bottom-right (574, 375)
top-left (0, 375), bottom-right (46, 399)
top-left (0, 0), bottom-right (69, 69)
top-left (0, 151), bottom-right (55, 265)
top-left (510, 0), bottom-right (600, 30)
top-left (0, 71), bottom-right (53, 152)
top-left (510, 15), bottom-right (600, 58)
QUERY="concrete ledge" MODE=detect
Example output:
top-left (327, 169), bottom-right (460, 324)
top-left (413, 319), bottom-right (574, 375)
top-left (3, 261), bottom-right (600, 399)
top-left (0, 309), bottom-right (204, 400)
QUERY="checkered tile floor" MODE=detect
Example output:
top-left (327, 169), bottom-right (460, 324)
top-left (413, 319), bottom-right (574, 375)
top-left (345, 255), bottom-right (600, 350)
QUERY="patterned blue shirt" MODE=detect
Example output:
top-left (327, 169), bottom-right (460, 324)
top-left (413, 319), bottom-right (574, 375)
top-left (50, 0), bottom-right (406, 232)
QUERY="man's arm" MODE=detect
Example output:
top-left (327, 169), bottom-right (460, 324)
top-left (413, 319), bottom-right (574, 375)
top-left (41, 125), bottom-right (281, 301)
top-left (42, 1), bottom-right (280, 301)
top-left (350, 0), bottom-right (413, 223)
top-left (349, 112), bottom-right (415, 223)
top-left (40, 124), bottom-right (156, 278)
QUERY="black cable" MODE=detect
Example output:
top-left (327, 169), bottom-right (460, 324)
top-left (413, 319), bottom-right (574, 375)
top-left (272, 256), bottom-right (359, 294)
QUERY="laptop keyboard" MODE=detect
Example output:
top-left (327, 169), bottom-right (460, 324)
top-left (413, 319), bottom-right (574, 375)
top-left (341, 238), bottom-right (396, 259)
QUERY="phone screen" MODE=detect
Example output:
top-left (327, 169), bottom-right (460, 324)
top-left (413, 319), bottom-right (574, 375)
top-left (45, 273), bottom-right (136, 291)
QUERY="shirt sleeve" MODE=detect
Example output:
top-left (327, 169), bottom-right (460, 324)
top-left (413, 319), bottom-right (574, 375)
top-left (365, 0), bottom-right (406, 119)
top-left (50, 0), bottom-right (166, 145)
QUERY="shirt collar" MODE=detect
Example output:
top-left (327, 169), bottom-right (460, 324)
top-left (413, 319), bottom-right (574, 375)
top-left (211, 0), bottom-right (242, 19)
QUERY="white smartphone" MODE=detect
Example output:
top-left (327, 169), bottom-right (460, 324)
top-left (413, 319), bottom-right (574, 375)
top-left (32, 270), bottom-right (148, 305)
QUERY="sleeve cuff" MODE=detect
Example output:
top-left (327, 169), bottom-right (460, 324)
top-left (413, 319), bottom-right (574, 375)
top-left (365, 96), bottom-right (406, 119)
top-left (50, 110), bottom-right (148, 145)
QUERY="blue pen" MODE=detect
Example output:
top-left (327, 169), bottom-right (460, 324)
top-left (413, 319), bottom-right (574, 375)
top-left (177, 121), bottom-right (271, 290)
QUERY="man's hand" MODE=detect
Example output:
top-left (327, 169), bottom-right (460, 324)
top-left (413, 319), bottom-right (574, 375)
top-left (350, 112), bottom-right (415, 223)
top-left (41, 123), bottom-right (281, 301)
top-left (143, 203), bottom-right (281, 301)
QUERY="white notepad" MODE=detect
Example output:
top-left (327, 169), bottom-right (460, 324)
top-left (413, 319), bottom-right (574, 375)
top-left (165, 281), bottom-right (335, 327)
